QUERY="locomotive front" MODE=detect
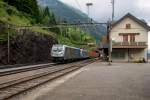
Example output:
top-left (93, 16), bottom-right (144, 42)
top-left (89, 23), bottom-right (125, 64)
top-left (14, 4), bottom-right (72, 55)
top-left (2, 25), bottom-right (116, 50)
top-left (51, 45), bottom-right (65, 61)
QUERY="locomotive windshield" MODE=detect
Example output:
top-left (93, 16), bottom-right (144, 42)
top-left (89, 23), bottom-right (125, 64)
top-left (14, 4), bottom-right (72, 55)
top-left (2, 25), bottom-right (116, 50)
top-left (52, 45), bottom-right (64, 52)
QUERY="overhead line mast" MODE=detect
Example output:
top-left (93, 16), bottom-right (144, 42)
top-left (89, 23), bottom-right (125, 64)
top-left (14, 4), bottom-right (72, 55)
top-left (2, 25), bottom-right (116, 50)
top-left (108, 0), bottom-right (115, 65)
top-left (111, 0), bottom-right (115, 21)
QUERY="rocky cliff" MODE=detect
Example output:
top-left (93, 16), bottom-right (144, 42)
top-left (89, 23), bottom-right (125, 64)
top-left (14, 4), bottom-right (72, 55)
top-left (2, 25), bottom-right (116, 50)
top-left (0, 25), bottom-right (58, 65)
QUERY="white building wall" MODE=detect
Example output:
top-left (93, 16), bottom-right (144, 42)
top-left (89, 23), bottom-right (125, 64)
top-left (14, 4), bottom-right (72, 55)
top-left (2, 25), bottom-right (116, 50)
top-left (111, 18), bottom-right (148, 43)
top-left (110, 17), bottom-right (148, 62)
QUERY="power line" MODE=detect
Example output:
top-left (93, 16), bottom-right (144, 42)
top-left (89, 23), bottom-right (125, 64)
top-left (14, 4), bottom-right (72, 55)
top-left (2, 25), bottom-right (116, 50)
top-left (6, 23), bottom-right (107, 30)
top-left (74, 0), bottom-right (82, 10)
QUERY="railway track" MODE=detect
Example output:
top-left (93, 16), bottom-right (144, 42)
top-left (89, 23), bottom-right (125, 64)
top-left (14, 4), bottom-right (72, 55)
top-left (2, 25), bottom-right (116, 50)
top-left (0, 63), bottom-right (57, 76)
top-left (0, 63), bottom-right (52, 69)
top-left (0, 59), bottom-right (95, 100)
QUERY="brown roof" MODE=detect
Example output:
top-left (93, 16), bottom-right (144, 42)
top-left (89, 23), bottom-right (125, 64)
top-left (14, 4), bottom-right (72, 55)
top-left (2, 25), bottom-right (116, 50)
top-left (112, 13), bottom-right (150, 31)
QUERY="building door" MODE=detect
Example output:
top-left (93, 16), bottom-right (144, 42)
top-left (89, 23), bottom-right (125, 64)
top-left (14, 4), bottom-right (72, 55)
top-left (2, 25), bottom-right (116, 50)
top-left (112, 49), bottom-right (126, 60)
top-left (130, 34), bottom-right (135, 42)
top-left (123, 35), bottom-right (128, 42)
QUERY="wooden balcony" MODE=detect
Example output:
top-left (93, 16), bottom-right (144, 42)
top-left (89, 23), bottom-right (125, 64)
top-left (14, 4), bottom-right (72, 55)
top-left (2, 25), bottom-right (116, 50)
top-left (112, 42), bottom-right (147, 48)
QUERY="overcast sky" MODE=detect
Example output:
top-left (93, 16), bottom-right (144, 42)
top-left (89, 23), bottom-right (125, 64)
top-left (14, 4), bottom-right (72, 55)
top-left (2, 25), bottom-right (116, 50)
top-left (60, 0), bottom-right (150, 49)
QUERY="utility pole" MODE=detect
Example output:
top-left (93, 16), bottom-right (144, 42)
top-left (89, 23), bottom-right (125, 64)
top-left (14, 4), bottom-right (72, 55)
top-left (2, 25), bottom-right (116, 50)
top-left (108, 0), bottom-right (115, 65)
top-left (60, 25), bottom-right (63, 36)
top-left (7, 25), bottom-right (10, 64)
top-left (59, 19), bottom-right (63, 36)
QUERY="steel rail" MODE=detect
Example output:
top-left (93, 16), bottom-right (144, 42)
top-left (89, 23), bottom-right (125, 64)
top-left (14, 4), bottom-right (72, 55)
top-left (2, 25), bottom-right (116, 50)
top-left (0, 59), bottom-right (95, 100)
top-left (0, 63), bottom-right (53, 69)
top-left (0, 63), bottom-right (57, 76)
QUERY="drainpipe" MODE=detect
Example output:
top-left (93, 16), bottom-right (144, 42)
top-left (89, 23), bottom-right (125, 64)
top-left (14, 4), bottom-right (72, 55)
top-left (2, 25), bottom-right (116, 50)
top-left (147, 49), bottom-right (148, 63)
top-left (128, 48), bottom-right (129, 63)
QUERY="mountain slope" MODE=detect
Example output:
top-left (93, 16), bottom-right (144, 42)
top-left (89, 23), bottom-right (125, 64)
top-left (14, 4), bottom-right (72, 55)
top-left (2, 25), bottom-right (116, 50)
top-left (0, 0), bottom-right (96, 65)
top-left (38, 0), bottom-right (107, 41)
top-left (38, 0), bottom-right (87, 22)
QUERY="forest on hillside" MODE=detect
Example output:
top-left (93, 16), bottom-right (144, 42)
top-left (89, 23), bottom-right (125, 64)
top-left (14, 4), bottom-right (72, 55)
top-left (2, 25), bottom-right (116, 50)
top-left (0, 0), bottom-right (96, 48)
top-left (0, 0), bottom-right (97, 64)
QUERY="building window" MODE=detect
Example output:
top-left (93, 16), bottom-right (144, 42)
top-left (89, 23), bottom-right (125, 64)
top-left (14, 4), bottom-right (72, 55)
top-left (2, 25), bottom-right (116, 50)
top-left (126, 24), bottom-right (131, 29)
top-left (123, 35), bottom-right (128, 42)
top-left (130, 35), bottom-right (135, 42)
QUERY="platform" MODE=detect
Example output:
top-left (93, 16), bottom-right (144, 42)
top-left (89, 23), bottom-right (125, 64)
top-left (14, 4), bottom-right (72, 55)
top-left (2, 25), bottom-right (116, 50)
top-left (28, 61), bottom-right (150, 100)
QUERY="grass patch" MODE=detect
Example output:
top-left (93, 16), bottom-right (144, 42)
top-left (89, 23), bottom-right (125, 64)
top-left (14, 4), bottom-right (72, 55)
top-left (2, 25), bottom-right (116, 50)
top-left (0, 1), bottom-right (31, 26)
top-left (30, 27), bottom-right (56, 37)
top-left (57, 35), bottom-right (97, 50)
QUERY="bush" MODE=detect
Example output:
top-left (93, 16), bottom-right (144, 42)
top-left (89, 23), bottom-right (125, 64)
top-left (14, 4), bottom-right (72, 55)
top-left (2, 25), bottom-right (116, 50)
top-left (6, 8), bottom-right (13, 15)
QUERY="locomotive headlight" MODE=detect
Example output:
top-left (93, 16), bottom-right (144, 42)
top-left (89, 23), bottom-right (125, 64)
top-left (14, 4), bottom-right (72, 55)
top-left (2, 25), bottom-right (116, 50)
top-left (59, 51), bottom-right (64, 55)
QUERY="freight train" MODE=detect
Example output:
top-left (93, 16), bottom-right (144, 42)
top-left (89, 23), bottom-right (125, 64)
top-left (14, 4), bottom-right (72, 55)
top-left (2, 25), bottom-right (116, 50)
top-left (51, 44), bottom-right (89, 62)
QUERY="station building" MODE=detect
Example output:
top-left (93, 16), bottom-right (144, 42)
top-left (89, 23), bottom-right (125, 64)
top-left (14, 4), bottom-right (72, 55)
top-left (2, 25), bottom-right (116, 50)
top-left (102, 13), bottom-right (150, 62)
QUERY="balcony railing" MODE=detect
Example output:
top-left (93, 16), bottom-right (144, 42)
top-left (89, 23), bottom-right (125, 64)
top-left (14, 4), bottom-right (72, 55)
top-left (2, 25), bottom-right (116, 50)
top-left (113, 42), bottom-right (147, 46)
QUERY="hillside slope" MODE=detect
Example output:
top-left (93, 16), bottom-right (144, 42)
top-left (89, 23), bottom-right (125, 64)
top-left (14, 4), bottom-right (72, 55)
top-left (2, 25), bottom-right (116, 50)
top-left (38, 0), bottom-right (107, 41)
top-left (0, 1), bottom-right (31, 26)
top-left (0, 0), bottom-right (96, 65)
top-left (0, 0), bottom-right (95, 46)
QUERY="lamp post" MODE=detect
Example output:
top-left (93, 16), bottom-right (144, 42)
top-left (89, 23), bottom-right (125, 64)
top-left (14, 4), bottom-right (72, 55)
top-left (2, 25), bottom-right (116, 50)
top-left (86, 3), bottom-right (93, 22)
top-left (111, 0), bottom-right (115, 21)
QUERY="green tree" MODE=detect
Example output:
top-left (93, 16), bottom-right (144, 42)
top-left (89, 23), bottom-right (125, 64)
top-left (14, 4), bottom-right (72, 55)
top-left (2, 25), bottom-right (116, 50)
top-left (43, 7), bottom-right (50, 17)
top-left (39, 6), bottom-right (57, 25)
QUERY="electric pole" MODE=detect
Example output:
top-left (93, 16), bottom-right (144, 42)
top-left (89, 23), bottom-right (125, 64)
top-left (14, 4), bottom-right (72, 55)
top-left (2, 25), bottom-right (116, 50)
top-left (7, 25), bottom-right (10, 64)
top-left (108, 0), bottom-right (115, 65)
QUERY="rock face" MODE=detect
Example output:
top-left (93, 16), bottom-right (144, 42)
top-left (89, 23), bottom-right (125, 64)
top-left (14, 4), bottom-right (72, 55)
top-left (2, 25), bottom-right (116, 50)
top-left (0, 29), bottom-right (58, 65)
